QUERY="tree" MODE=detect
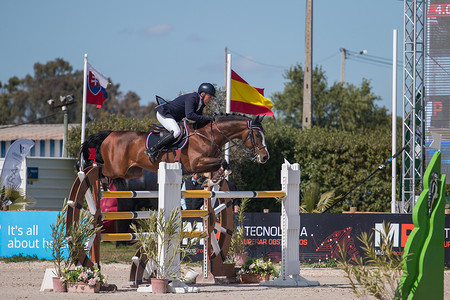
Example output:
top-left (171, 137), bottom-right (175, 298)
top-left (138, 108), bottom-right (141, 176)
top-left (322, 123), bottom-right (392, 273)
top-left (272, 63), bottom-right (389, 131)
top-left (0, 58), bottom-right (157, 125)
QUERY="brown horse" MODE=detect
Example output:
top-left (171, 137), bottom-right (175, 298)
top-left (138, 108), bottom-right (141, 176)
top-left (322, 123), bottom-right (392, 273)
top-left (81, 114), bottom-right (269, 184)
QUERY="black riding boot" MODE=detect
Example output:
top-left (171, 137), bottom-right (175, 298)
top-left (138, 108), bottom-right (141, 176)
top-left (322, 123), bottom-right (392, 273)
top-left (145, 132), bottom-right (176, 162)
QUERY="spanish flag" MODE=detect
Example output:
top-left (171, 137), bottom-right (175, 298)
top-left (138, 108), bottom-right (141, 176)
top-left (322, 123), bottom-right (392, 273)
top-left (230, 70), bottom-right (274, 118)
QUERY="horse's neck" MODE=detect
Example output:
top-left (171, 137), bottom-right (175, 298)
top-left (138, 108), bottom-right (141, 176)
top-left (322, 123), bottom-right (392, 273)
top-left (212, 120), bottom-right (247, 146)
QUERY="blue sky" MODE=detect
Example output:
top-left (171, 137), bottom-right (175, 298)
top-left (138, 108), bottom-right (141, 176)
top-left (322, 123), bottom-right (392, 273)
top-left (0, 0), bottom-right (404, 114)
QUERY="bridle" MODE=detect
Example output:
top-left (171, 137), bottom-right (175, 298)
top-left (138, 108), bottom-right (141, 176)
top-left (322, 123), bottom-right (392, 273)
top-left (190, 119), bottom-right (266, 161)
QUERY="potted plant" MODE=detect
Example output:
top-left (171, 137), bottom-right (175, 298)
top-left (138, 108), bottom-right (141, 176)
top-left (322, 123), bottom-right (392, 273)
top-left (0, 184), bottom-right (34, 211)
top-left (239, 257), bottom-right (278, 284)
top-left (64, 206), bottom-right (103, 293)
top-left (65, 207), bottom-right (102, 267)
top-left (64, 265), bottom-right (105, 293)
top-left (228, 198), bottom-right (249, 265)
top-left (48, 201), bottom-right (70, 292)
top-left (130, 207), bottom-right (203, 294)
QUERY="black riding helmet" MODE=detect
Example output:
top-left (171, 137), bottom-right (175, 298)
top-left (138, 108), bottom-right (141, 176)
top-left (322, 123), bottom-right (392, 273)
top-left (198, 83), bottom-right (216, 97)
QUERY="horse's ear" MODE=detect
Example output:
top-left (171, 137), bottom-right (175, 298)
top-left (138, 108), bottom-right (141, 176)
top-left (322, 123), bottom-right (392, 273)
top-left (254, 115), bottom-right (265, 124)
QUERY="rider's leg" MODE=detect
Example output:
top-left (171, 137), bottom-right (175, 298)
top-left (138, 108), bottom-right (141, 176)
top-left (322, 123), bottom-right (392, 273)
top-left (156, 112), bottom-right (181, 138)
top-left (148, 131), bottom-right (175, 153)
top-left (145, 113), bottom-right (180, 160)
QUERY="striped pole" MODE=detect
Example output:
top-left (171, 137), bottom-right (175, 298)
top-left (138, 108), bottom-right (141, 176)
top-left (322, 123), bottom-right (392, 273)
top-left (102, 190), bottom-right (285, 199)
top-left (102, 210), bottom-right (208, 220)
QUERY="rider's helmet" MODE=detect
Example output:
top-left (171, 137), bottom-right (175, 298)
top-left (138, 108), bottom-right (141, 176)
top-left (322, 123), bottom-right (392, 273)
top-left (198, 83), bottom-right (217, 97)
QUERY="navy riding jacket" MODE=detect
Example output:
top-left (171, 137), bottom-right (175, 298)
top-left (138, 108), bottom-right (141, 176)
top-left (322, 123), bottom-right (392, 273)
top-left (156, 92), bottom-right (210, 123)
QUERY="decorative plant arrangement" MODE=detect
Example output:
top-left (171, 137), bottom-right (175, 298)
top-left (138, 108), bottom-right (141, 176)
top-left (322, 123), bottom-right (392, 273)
top-left (63, 265), bottom-right (105, 293)
top-left (130, 207), bottom-right (203, 293)
top-left (239, 257), bottom-right (278, 283)
top-left (48, 202), bottom-right (103, 293)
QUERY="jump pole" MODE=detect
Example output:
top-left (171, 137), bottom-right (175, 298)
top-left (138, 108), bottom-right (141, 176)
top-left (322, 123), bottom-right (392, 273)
top-left (261, 161), bottom-right (319, 287)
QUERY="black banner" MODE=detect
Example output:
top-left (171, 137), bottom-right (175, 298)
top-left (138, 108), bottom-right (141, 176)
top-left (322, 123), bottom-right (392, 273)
top-left (185, 213), bottom-right (450, 266)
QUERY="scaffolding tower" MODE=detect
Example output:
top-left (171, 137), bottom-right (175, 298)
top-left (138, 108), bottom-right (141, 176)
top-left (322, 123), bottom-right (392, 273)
top-left (400, 0), bottom-right (426, 213)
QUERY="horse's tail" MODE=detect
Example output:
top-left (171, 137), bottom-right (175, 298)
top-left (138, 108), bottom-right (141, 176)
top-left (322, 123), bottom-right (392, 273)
top-left (80, 130), bottom-right (112, 169)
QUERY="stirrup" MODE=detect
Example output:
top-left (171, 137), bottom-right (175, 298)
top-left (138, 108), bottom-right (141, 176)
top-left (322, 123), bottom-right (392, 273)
top-left (145, 148), bottom-right (159, 162)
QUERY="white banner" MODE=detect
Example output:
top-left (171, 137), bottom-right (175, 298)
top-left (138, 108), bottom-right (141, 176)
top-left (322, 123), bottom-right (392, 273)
top-left (0, 139), bottom-right (35, 188)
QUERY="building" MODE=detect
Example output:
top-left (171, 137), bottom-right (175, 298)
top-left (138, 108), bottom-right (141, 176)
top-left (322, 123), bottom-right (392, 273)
top-left (0, 124), bottom-right (78, 210)
top-left (0, 124), bottom-right (78, 158)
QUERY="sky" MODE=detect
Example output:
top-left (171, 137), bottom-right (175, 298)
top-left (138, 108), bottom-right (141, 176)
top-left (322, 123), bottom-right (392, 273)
top-left (0, 0), bottom-right (405, 115)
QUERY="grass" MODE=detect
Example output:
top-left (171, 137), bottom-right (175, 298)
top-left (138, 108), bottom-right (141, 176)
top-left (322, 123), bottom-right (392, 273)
top-left (0, 243), bottom-right (140, 264)
top-left (0, 254), bottom-right (47, 263)
top-left (100, 242), bottom-right (140, 264)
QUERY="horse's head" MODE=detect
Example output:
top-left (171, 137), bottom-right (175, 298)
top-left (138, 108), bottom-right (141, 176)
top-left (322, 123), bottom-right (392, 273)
top-left (244, 115), bottom-right (270, 164)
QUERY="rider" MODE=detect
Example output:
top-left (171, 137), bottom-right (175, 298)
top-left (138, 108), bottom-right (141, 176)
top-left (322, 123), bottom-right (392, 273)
top-left (145, 83), bottom-right (217, 161)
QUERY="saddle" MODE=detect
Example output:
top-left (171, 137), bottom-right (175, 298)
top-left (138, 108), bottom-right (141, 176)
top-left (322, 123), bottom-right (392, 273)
top-left (145, 120), bottom-right (189, 153)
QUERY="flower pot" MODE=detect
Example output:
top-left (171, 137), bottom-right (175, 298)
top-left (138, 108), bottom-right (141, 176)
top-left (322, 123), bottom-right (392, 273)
top-left (151, 278), bottom-right (169, 294)
top-left (67, 282), bottom-right (100, 293)
top-left (52, 277), bottom-right (67, 293)
top-left (240, 273), bottom-right (270, 284)
top-left (349, 207), bottom-right (357, 213)
top-left (234, 252), bottom-right (248, 266)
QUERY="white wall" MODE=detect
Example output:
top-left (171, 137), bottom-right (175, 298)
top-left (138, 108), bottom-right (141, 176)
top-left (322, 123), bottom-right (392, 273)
top-left (0, 157), bottom-right (77, 211)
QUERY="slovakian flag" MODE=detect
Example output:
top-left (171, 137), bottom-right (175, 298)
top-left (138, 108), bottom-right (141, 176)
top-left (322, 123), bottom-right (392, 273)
top-left (86, 63), bottom-right (108, 109)
top-left (230, 70), bottom-right (274, 118)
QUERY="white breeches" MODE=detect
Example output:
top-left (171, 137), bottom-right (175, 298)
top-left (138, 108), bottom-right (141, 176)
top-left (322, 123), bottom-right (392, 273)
top-left (156, 112), bottom-right (181, 138)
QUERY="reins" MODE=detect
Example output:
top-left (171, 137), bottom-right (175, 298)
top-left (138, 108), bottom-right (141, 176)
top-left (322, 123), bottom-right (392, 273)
top-left (184, 118), bottom-right (265, 161)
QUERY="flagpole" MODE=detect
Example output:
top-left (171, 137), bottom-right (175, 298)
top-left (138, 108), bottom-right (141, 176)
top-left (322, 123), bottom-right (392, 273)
top-left (81, 54), bottom-right (88, 145)
top-left (225, 54), bottom-right (232, 164)
top-left (80, 54), bottom-right (88, 171)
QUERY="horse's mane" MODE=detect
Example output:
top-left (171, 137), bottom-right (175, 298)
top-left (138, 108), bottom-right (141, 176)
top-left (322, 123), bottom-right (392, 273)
top-left (213, 113), bottom-right (251, 122)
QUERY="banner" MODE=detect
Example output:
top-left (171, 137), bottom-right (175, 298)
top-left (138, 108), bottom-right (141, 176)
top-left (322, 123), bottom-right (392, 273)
top-left (0, 211), bottom-right (66, 259)
top-left (0, 139), bottom-right (34, 189)
top-left (184, 213), bottom-right (450, 266)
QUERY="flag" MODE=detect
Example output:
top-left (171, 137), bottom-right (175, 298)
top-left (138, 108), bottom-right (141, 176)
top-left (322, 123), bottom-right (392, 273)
top-left (230, 70), bottom-right (274, 117)
top-left (86, 63), bottom-right (108, 109)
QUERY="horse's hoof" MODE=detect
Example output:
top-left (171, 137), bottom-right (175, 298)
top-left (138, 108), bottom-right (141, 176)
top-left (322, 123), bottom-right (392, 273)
top-left (223, 169), bottom-right (232, 178)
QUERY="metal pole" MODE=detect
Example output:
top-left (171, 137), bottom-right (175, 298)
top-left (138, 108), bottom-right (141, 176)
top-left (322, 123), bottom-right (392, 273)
top-left (392, 29), bottom-right (398, 213)
top-left (63, 106), bottom-right (68, 158)
top-left (225, 54), bottom-right (232, 164)
top-left (224, 47), bottom-right (228, 90)
top-left (81, 54), bottom-right (88, 145)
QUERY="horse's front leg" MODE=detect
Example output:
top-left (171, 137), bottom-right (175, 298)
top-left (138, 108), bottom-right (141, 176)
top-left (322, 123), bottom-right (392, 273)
top-left (190, 157), bottom-right (231, 187)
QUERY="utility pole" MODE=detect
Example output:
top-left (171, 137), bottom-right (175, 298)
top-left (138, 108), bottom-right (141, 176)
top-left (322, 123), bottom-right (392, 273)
top-left (302, 0), bottom-right (313, 130)
top-left (340, 47), bottom-right (346, 83)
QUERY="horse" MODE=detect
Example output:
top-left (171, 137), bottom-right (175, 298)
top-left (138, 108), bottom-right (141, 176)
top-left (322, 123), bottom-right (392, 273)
top-left (81, 114), bottom-right (269, 185)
